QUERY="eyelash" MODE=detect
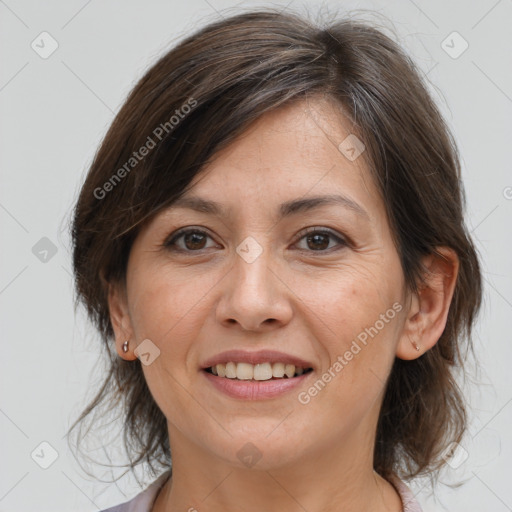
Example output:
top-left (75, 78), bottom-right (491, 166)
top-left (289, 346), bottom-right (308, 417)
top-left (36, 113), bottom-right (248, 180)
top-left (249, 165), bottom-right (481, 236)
top-left (163, 226), bottom-right (348, 254)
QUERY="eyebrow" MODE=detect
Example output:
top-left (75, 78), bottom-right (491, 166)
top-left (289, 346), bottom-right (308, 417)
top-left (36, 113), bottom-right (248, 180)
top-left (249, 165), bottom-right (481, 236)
top-left (170, 194), bottom-right (370, 221)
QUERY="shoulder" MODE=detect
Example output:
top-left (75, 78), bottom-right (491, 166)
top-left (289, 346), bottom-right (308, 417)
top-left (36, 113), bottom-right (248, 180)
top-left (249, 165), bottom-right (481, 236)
top-left (387, 475), bottom-right (423, 512)
top-left (99, 471), bottom-right (171, 512)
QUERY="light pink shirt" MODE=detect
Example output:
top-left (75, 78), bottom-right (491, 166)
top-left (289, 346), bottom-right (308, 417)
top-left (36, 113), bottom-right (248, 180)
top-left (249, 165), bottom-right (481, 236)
top-left (388, 475), bottom-right (423, 512)
top-left (100, 470), bottom-right (423, 511)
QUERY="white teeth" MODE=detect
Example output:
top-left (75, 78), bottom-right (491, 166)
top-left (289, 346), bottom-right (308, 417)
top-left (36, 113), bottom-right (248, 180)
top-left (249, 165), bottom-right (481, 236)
top-left (236, 362), bottom-right (254, 380)
top-left (225, 362), bottom-right (237, 378)
top-left (209, 362), bottom-right (310, 380)
top-left (216, 363), bottom-right (226, 377)
top-left (284, 364), bottom-right (295, 378)
top-left (272, 362), bottom-right (285, 377)
top-left (254, 363), bottom-right (273, 381)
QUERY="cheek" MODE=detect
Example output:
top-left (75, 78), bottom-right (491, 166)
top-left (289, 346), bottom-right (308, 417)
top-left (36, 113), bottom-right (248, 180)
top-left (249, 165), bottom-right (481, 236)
top-left (305, 261), bottom-right (396, 332)
top-left (303, 261), bottom-right (402, 391)
top-left (126, 262), bottom-right (211, 347)
top-left (127, 265), bottom-right (215, 420)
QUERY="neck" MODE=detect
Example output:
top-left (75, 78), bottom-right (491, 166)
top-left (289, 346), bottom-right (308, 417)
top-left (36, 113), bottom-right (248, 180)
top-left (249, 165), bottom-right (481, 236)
top-left (151, 426), bottom-right (402, 512)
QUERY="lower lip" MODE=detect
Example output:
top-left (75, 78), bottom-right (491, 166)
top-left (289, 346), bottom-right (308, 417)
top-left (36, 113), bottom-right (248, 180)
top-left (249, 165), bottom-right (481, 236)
top-left (202, 369), bottom-right (313, 399)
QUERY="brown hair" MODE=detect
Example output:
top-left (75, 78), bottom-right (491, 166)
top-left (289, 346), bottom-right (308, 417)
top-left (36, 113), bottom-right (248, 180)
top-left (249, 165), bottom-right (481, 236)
top-left (67, 7), bottom-right (482, 485)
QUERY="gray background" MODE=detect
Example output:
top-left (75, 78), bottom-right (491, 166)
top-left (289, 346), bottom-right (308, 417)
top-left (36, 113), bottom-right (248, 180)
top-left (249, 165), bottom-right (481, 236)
top-left (1, 0), bottom-right (511, 511)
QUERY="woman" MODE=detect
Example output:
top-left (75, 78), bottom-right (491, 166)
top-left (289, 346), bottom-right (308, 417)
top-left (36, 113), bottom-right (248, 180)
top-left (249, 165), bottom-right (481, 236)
top-left (68, 8), bottom-right (482, 512)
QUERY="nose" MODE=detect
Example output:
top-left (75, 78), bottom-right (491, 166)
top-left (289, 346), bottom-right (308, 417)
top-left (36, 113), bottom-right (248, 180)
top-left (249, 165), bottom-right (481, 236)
top-left (216, 242), bottom-right (293, 332)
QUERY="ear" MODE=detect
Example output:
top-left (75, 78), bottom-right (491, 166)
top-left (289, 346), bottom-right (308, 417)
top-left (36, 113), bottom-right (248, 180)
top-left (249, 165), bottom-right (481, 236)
top-left (107, 280), bottom-right (137, 361)
top-left (396, 246), bottom-right (459, 360)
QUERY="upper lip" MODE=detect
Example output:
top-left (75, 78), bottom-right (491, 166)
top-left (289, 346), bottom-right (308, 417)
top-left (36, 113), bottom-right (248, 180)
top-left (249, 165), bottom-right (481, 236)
top-left (201, 350), bottom-right (314, 370)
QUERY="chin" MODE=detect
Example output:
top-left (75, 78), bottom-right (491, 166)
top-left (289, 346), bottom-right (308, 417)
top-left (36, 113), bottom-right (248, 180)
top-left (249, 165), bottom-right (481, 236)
top-left (211, 428), bottom-right (311, 471)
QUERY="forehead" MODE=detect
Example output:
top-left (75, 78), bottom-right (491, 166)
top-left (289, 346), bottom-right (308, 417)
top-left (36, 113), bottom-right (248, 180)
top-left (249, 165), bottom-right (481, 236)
top-left (181, 97), bottom-right (383, 222)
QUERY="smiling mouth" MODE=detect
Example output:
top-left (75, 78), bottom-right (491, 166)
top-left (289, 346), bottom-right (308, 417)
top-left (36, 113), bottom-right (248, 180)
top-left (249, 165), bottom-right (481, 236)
top-left (204, 362), bottom-right (314, 381)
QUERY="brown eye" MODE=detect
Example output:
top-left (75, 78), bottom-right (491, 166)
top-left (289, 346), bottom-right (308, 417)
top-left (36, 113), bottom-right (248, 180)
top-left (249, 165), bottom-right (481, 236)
top-left (164, 228), bottom-right (216, 252)
top-left (182, 231), bottom-right (207, 250)
top-left (295, 228), bottom-right (347, 252)
top-left (306, 232), bottom-right (330, 250)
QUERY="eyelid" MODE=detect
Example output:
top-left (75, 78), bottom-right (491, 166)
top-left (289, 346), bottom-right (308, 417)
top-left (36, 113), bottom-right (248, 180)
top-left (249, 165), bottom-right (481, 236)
top-left (164, 225), bottom-right (349, 253)
top-left (164, 226), bottom-right (216, 248)
top-left (293, 226), bottom-right (348, 250)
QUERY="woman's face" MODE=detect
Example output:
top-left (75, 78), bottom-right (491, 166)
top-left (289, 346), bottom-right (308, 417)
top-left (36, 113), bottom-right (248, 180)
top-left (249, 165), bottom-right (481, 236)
top-left (112, 97), bottom-right (415, 471)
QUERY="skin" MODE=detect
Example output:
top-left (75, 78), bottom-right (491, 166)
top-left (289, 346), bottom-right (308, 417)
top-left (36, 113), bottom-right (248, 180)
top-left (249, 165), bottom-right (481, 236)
top-left (108, 96), bottom-right (459, 512)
